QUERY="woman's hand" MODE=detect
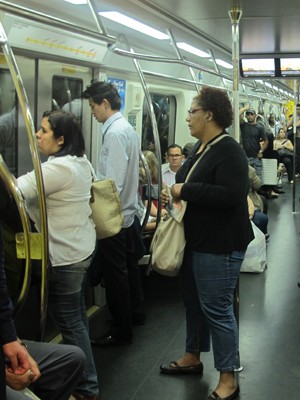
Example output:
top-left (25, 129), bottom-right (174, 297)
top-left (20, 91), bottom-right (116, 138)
top-left (171, 184), bottom-right (184, 201)
top-left (161, 188), bottom-right (170, 205)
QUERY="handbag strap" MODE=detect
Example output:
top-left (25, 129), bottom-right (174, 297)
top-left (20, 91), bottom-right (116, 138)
top-left (87, 161), bottom-right (97, 181)
top-left (185, 133), bottom-right (228, 183)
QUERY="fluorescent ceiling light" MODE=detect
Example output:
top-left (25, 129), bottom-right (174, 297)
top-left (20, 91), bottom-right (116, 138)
top-left (215, 59), bottom-right (233, 69)
top-left (99, 11), bottom-right (169, 40)
top-left (64, 0), bottom-right (87, 4)
top-left (176, 42), bottom-right (210, 58)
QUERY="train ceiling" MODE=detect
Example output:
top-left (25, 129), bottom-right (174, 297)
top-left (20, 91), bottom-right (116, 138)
top-left (1, 0), bottom-right (300, 92)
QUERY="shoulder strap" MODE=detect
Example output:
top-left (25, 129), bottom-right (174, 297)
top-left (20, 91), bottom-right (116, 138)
top-left (87, 160), bottom-right (97, 181)
top-left (185, 134), bottom-right (228, 182)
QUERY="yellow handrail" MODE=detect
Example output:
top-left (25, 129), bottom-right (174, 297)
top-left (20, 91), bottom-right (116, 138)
top-left (0, 157), bottom-right (32, 314)
top-left (0, 22), bottom-right (49, 341)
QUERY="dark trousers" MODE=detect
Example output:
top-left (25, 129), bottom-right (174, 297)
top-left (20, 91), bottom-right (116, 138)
top-left (252, 210), bottom-right (268, 234)
top-left (1, 350), bottom-right (5, 400)
top-left (280, 155), bottom-right (293, 181)
top-left (6, 341), bottom-right (86, 400)
top-left (89, 224), bottom-right (144, 339)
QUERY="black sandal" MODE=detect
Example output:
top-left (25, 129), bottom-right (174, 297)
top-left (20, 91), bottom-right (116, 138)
top-left (160, 360), bottom-right (203, 375)
top-left (208, 385), bottom-right (240, 400)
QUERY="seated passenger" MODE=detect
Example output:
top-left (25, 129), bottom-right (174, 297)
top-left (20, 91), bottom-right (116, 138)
top-left (248, 165), bottom-right (268, 214)
top-left (247, 196), bottom-right (269, 237)
top-left (140, 151), bottom-right (167, 226)
top-left (0, 222), bottom-right (86, 400)
top-left (273, 128), bottom-right (294, 183)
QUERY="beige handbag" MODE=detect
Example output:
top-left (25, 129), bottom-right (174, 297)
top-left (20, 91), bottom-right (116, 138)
top-left (90, 178), bottom-right (124, 240)
top-left (150, 134), bottom-right (228, 276)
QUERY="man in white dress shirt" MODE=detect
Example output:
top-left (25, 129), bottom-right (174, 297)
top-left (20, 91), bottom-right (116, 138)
top-left (162, 144), bottom-right (184, 186)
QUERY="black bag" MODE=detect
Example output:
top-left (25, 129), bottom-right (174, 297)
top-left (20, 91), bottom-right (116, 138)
top-left (278, 148), bottom-right (293, 159)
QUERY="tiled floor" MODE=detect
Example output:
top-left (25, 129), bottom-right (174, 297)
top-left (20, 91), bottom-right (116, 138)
top-left (90, 180), bottom-right (300, 400)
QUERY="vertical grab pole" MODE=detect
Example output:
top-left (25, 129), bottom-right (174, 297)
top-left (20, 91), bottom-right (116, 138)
top-left (131, 50), bottom-right (163, 226)
top-left (229, 2), bottom-right (243, 321)
top-left (229, 5), bottom-right (242, 143)
top-left (0, 22), bottom-right (49, 341)
top-left (292, 80), bottom-right (298, 213)
top-left (229, 3), bottom-right (243, 373)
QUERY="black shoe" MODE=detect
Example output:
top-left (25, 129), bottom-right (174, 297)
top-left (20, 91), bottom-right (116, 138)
top-left (160, 361), bottom-right (203, 375)
top-left (91, 335), bottom-right (132, 346)
top-left (208, 385), bottom-right (240, 400)
top-left (72, 392), bottom-right (100, 400)
top-left (265, 233), bottom-right (270, 241)
top-left (133, 313), bottom-right (146, 326)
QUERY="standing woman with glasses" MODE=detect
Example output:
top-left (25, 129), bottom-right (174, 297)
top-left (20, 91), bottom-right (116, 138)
top-left (160, 87), bottom-right (253, 400)
top-left (17, 111), bottom-right (100, 400)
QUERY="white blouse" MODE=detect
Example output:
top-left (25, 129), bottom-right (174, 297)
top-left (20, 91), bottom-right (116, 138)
top-left (17, 155), bottom-right (96, 267)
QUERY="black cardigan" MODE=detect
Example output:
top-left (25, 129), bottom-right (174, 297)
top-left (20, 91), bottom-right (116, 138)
top-left (176, 133), bottom-right (254, 253)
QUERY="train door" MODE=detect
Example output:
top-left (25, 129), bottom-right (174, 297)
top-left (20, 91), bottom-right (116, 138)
top-left (37, 60), bottom-right (94, 160)
top-left (141, 93), bottom-right (176, 163)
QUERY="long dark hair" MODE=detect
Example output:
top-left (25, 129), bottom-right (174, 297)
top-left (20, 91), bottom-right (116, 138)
top-left (43, 111), bottom-right (85, 157)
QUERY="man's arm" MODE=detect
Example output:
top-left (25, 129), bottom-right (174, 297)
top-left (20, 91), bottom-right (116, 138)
top-left (260, 139), bottom-right (269, 153)
top-left (239, 105), bottom-right (250, 123)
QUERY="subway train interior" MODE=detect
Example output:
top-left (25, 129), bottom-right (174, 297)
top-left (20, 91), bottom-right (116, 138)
top-left (1, 0), bottom-right (300, 399)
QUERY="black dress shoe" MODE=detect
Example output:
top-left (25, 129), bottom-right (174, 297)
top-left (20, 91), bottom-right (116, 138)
top-left (133, 313), bottom-right (146, 326)
top-left (160, 361), bottom-right (203, 375)
top-left (208, 384), bottom-right (240, 400)
top-left (91, 335), bottom-right (132, 346)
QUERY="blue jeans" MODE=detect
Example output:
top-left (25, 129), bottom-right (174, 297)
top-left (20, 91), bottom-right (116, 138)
top-left (48, 257), bottom-right (99, 397)
top-left (181, 249), bottom-right (245, 372)
top-left (252, 210), bottom-right (268, 234)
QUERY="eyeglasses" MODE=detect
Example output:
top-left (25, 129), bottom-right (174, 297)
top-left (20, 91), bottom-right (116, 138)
top-left (245, 112), bottom-right (254, 115)
top-left (168, 154), bottom-right (183, 158)
top-left (187, 108), bottom-right (202, 115)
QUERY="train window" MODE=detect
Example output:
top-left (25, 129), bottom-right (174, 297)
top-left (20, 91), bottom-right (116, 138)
top-left (142, 94), bottom-right (176, 163)
top-left (52, 76), bottom-right (83, 122)
top-left (0, 69), bottom-right (18, 176)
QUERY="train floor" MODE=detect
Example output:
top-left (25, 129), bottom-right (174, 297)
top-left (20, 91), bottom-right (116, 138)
top-left (89, 179), bottom-right (300, 400)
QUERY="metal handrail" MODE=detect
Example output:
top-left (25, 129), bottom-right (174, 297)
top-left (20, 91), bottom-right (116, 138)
top-left (0, 22), bottom-right (49, 341)
top-left (0, 0), bottom-right (115, 45)
top-left (139, 151), bottom-right (152, 234)
top-left (0, 158), bottom-right (32, 315)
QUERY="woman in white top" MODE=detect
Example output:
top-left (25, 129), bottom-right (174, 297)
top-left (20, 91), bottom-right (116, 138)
top-left (17, 111), bottom-right (99, 400)
top-left (273, 128), bottom-right (294, 183)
